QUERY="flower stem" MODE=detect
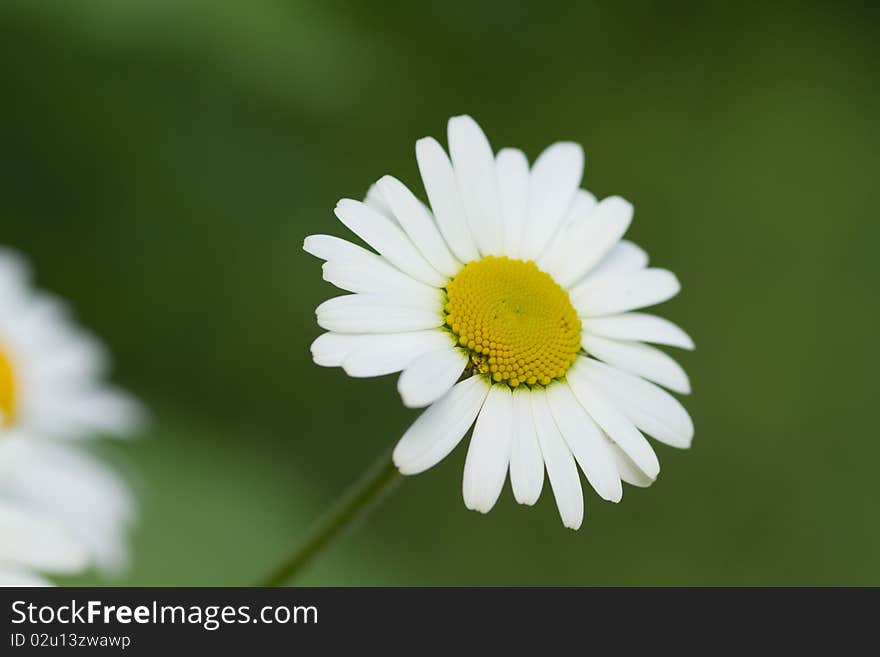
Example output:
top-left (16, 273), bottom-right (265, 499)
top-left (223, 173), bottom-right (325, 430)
top-left (260, 449), bottom-right (402, 586)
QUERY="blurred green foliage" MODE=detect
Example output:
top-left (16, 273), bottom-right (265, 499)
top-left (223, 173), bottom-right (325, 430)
top-left (3, 0), bottom-right (879, 585)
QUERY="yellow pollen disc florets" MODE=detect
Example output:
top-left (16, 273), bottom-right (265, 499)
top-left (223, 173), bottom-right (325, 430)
top-left (444, 256), bottom-right (582, 388)
top-left (0, 345), bottom-right (17, 428)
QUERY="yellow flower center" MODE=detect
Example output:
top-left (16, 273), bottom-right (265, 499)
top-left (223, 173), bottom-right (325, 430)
top-left (0, 345), bottom-right (17, 428)
top-left (444, 256), bottom-right (582, 388)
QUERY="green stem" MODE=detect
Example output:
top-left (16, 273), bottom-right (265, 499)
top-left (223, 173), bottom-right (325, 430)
top-left (260, 449), bottom-right (402, 586)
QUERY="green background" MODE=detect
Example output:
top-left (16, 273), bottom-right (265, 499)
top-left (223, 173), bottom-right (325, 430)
top-left (2, 0), bottom-right (878, 585)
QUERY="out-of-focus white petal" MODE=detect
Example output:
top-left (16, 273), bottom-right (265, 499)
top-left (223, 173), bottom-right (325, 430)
top-left (0, 247), bottom-right (32, 297)
top-left (0, 500), bottom-right (88, 574)
top-left (0, 566), bottom-right (51, 587)
top-left (0, 441), bottom-right (135, 575)
top-left (26, 388), bottom-right (145, 440)
top-left (0, 247), bottom-right (140, 578)
top-left (27, 336), bottom-right (109, 388)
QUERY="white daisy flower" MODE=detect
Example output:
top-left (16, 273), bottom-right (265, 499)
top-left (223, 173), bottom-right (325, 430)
top-left (0, 247), bottom-right (142, 585)
top-left (305, 116), bottom-right (694, 529)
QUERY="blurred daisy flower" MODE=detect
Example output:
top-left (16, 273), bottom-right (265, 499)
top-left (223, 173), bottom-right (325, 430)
top-left (305, 116), bottom-right (693, 529)
top-left (0, 248), bottom-right (142, 585)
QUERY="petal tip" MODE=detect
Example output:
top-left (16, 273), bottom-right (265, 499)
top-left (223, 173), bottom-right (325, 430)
top-left (415, 135), bottom-right (437, 150)
top-left (396, 384), bottom-right (431, 410)
top-left (514, 492), bottom-right (540, 507)
top-left (463, 496), bottom-right (494, 515)
top-left (449, 113), bottom-right (476, 125)
top-left (376, 173), bottom-right (396, 188)
top-left (391, 447), bottom-right (415, 475)
top-left (448, 114), bottom-right (486, 141)
top-left (334, 198), bottom-right (360, 215)
top-left (302, 235), bottom-right (320, 256)
top-left (604, 486), bottom-right (624, 504)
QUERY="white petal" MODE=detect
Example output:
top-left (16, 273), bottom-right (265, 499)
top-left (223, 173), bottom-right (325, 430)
top-left (568, 361), bottom-right (660, 479)
top-left (583, 334), bottom-right (691, 394)
top-left (580, 358), bottom-right (694, 448)
top-left (316, 292), bottom-right (439, 315)
top-left (364, 182), bottom-right (394, 219)
top-left (310, 330), bottom-right (452, 377)
top-left (343, 331), bottom-right (452, 378)
top-left (546, 383), bottom-right (622, 502)
top-left (561, 190), bottom-right (598, 232)
top-left (447, 115), bottom-right (503, 256)
top-left (26, 388), bottom-right (144, 440)
top-left (530, 388), bottom-right (584, 530)
top-left (334, 199), bottom-right (446, 287)
top-left (303, 233), bottom-right (364, 262)
top-left (520, 142), bottom-right (584, 261)
top-left (393, 376), bottom-right (490, 475)
top-left (310, 332), bottom-right (354, 367)
top-left (305, 234), bottom-right (440, 301)
top-left (0, 247), bottom-right (31, 300)
top-left (320, 261), bottom-right (442, 305)
top-left (27, 335), bottom-right (109, 386)
top-left (0, 442), bottom-right (135, 575)
top-left (3, 292), bottom-right (70, 346)
top-left (589, 240), bottom-right (649, 278)
top-left (583, 312), bottom-right (694, 350)
top-left (377, 175), bottom-right (461, 277)
top-left (463, 385), bottom-right (513, 513)
top-left (0, 567), bottom-right (51, 587)
top-left (397, 346), bottom-right (468, 408)
top-left (316, 294), bottom-right (443, 333)
top-left (551, 196), bottom-right (633, 288)
top-left (0, 500), bottom-right (88, 574)
top-left (415, 137), bottom-right (480, 263)
top-left (509, 386), bottom-right (544, 505)
top-left (606, 436), bottom-right (655, 488)
top-left (496, 148), bottom-right (530, 259)
top-left (537, 190), bottom-right (598, 277)
top-left (571, 268), bottom-right (680, 317)
top-left (0, 247), bottom-right (30, 276)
